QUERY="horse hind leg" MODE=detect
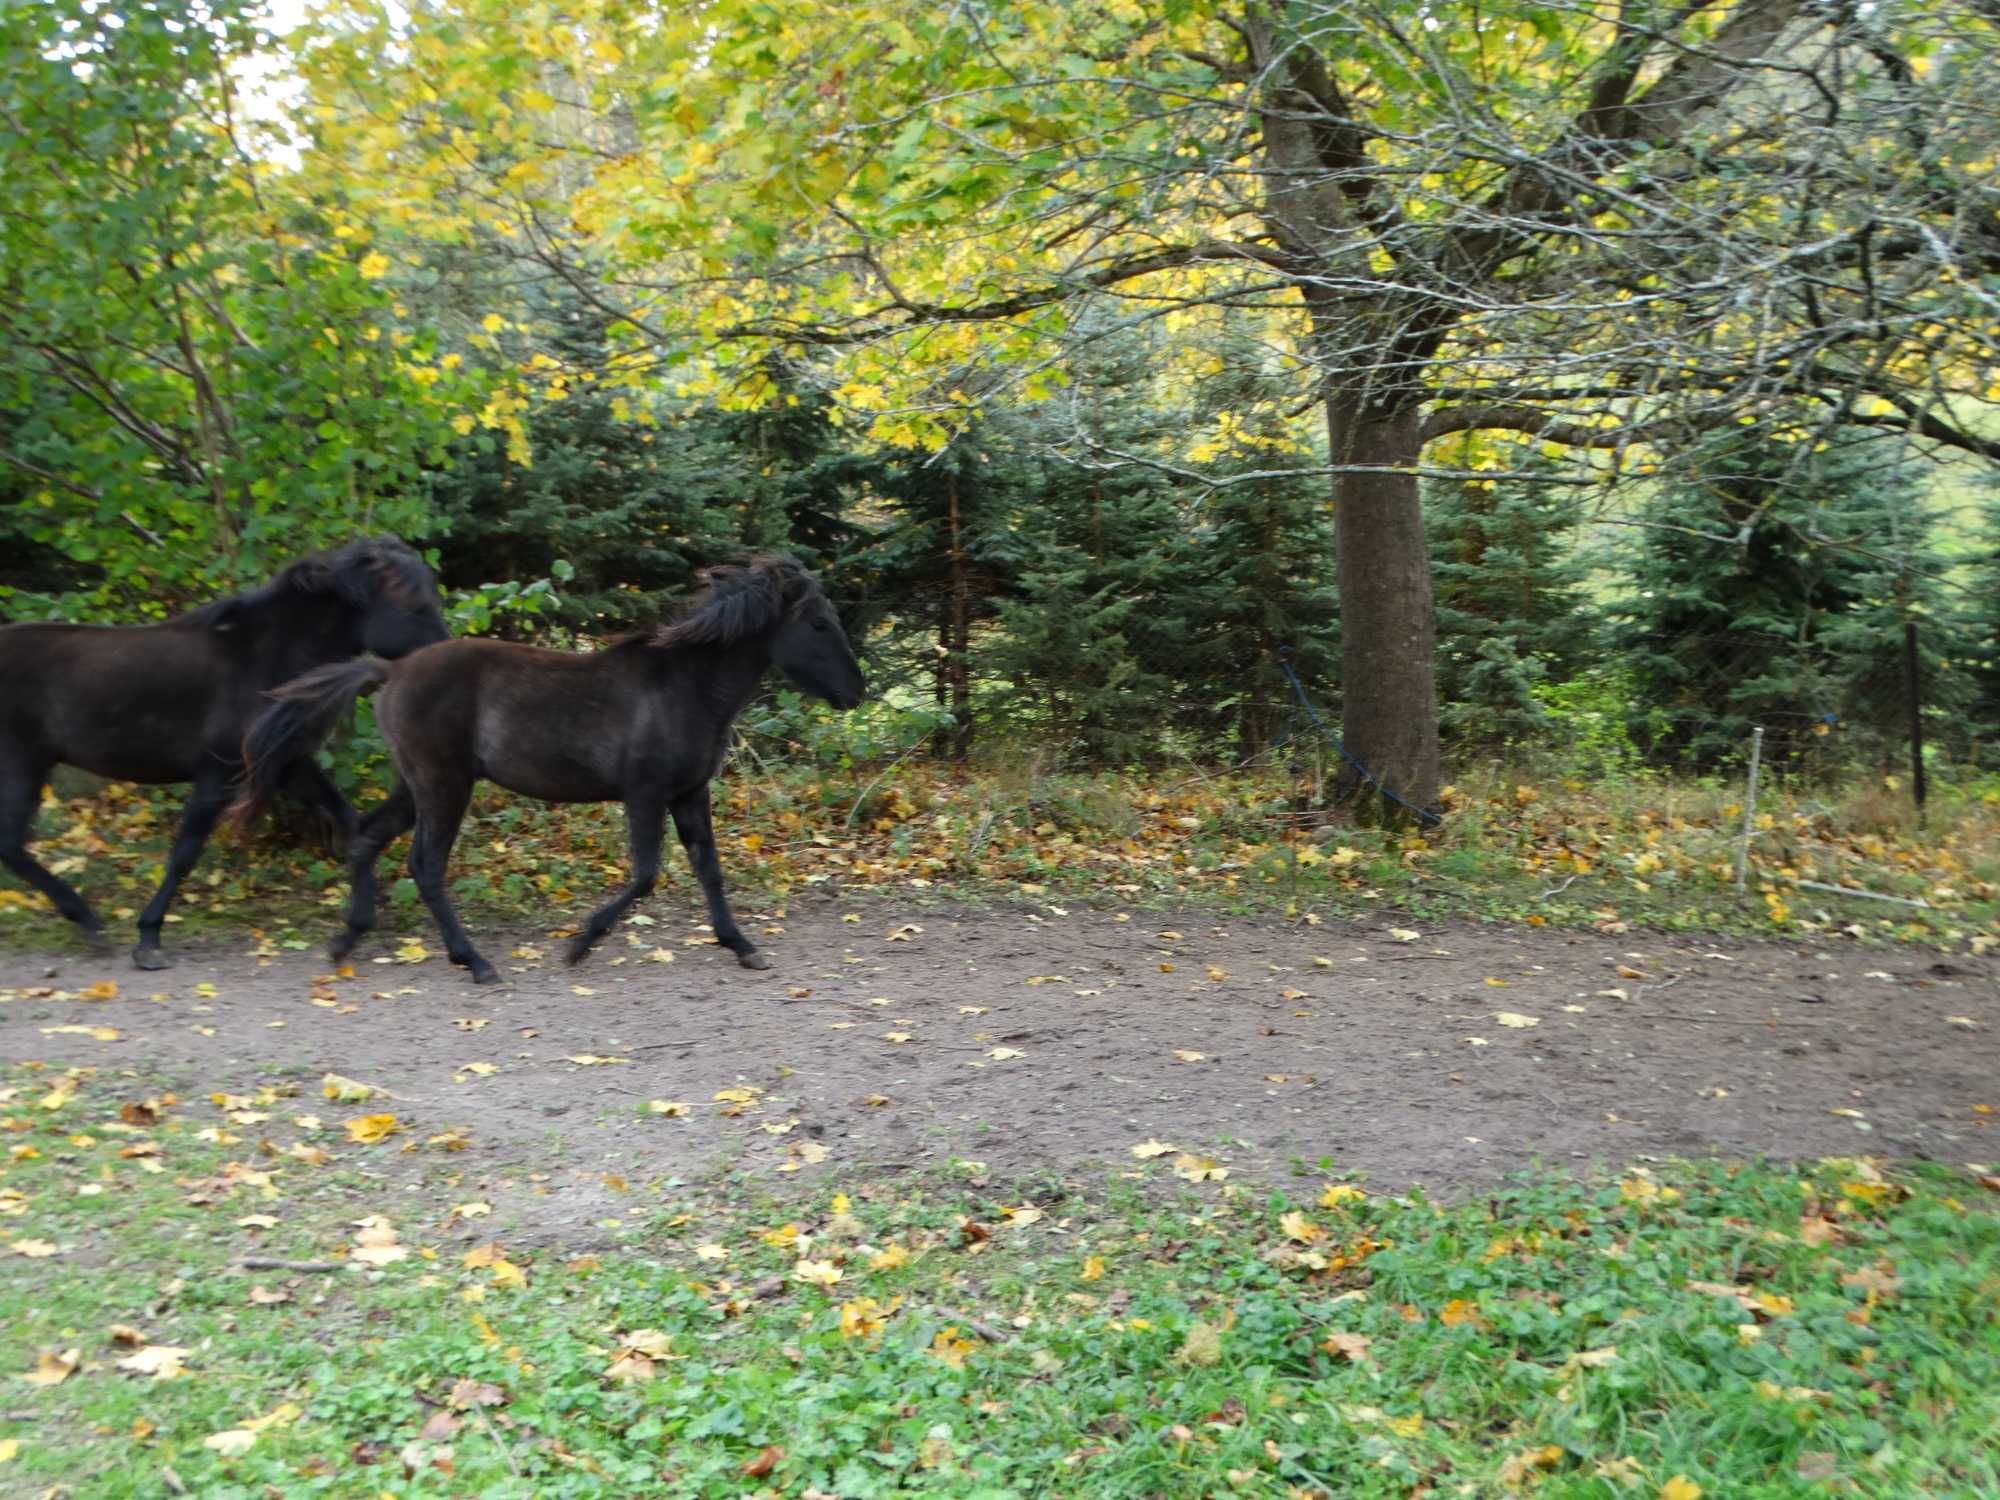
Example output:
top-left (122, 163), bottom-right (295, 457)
top-left (0, 756), bottom-right (105, 940)
top-left (330, 781), bottom-right (414, 961)
top-left (132, 768), bottom-right (230, 970)
top-left (567, 793), bottom-right (664, 967)
top-left (404, 777), bottom-right (496, 985)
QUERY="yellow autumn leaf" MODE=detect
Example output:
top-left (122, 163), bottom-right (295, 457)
top-left (345, 1113), bottom-right (400, 1144)
top-left (203, 1428), bottom-right (258, 1457)
top-left (1130, 1139), bottom-right (1177, 1159)
top-left (647, 1100), bottom-right (691, 1116)
top-left (928, 1327), bottom-right (976, 1369)
top-left (1660, 1479), bottom-right (1703, 1500)
top-left (19, 1348), bottom-right (79, 1386)
top-left (322, 1073), bottom-right (378, 1102)
top-left (1080, 1255), bottom-right (1106, 1282)
top-left (1279, 1211), bottom-right (1324, 1243)
top-left (839, 1296), bottom-right (892, 1338)
top-left (1320, 1184), bottom-right (1366, 1209)
top-left (793, 1258), bottom-right (843, 1287)
top-left (1172, 1153), bottom-right (1228, 1183)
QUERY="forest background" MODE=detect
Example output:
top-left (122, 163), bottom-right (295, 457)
top-left (4, 0), bottom-right (1998, 947)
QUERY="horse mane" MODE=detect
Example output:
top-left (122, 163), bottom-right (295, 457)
top-left (183, 538), bottom-right (433, 630)
top-left (651, 554), bottom-right (817, 650)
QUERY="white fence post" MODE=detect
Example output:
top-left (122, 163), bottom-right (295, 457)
top-left (1734, 725), bottom-right (1764, 896)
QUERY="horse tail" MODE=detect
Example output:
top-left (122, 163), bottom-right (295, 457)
top-left (230, 658), bottom-right (392, 829)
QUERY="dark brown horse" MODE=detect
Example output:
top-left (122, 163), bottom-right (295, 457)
top-left (0, 538), bottom-right (447, 968)
top-left (235, 554), bottom-right (866, 985)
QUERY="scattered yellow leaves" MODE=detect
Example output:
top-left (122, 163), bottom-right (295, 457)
top-left (1172, 1153), bottom-right (1228, 1183)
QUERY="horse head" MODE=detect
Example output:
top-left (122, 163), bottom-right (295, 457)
top-left (655, 554), bottom-right (867, 710)
top-left (280, 537), bottom-right (449, 660)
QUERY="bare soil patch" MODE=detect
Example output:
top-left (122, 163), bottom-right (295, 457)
top-left (5, 894), bottom-right (1993, 1240)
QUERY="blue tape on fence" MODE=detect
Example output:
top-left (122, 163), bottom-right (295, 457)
top-left (1275, 646), bottom-right (1443, 829)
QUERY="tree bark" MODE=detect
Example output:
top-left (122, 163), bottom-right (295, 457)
top-left (1326, 393), bottom-right (1440, 824)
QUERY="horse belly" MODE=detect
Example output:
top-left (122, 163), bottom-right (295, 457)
top-left (49, 682), bottom-right (216, 785)
top-left (472, 717), bottom-right (619, 804)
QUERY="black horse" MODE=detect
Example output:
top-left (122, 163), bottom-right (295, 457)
top-left (235, 554), bottom-right (866, 985)
top-left (0, 538), bottom-right (447, 968)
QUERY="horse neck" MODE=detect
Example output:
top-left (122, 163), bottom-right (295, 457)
top-left (662, 635), bottom-right (774, 726)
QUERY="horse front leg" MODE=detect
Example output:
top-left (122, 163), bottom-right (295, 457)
top-left (0, 755), bottom-right (104, 941)
top-left (671, 784), bottom-right (767, 970)
top-left (330, 781), bottom-right (414, 962)
top-left (404, 777), bottom-right (496, 984)
top-left (566, 793), bottom-right (664, 967)
top-left (132, 766), bottom-right (230, 970)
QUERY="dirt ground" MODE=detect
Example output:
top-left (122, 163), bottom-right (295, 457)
top-left (4, 892), bottom-right (1995, 1239)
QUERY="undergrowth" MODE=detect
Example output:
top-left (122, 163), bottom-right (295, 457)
top-left (3, 760), bottom-right (1996, 956)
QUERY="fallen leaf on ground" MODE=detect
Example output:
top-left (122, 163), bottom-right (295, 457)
top-left (321, 1073), bottom-right (378, 1102)
top-left (1323, 1331), bottom-right (1372, 1362)
top-left (116, 1345), bottom-right (190, 1379)
top-left (1494, 1012), bottom-right (1540, 1029)
top-left (345, 1114), bottom-right (400, 1144)
top-left (19, 1349), bottom-right (79, 1386)
top-left (1130, 1139), bottom-right (1177, 1158)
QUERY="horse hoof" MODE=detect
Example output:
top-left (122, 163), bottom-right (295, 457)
top-left (564, 936), bottom-right (595, 966)
top-left (131, 946), bottom-right (173, 972)
top-left (469, 962), bottom-right (501, 985)
top-left (737, 950), bottom-right (771, 971)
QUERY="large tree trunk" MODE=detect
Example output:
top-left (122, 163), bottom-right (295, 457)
top-left (1326, 393), bottom-right (1441, 824)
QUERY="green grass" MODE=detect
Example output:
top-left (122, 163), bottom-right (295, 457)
top-left (4, 1064), bottom-right (1998, 1497)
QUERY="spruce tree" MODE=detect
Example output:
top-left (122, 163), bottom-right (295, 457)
top-left (1615, 427), bottom-right (1968, 772)
top-left (1424, 448), bottom-right (1595, 752)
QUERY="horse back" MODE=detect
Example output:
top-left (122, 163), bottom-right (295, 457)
top-left (375, 637), bottom-right (682, 804)
top-left (0, 620), bottom-right (248, 783)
